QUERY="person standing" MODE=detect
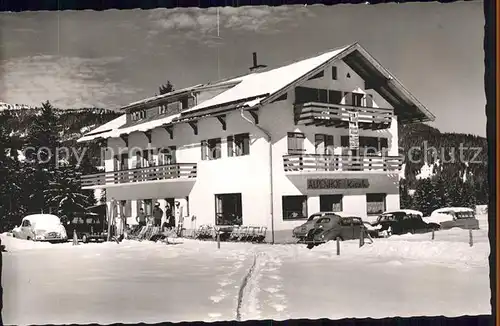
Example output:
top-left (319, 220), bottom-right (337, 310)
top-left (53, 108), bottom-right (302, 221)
top-left (166, 203), bottom-right (174, 229)
top-left (152, 203), bottom-right (163, 227)
top-left (174, 201), bottom-right (183, 236)
top-left (136, 208), bottom-right (146, 227)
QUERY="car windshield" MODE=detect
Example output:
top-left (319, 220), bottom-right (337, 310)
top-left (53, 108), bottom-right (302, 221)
top-left (456, 211), bottom-right (475, 219)
top-left (308, 214), bottom-right (321, 222)
top-left (378, 214), bottom-right (395, 222)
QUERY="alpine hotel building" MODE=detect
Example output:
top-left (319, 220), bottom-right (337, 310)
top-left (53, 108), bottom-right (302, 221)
top-left (78, 43), bottom-right (435, 243)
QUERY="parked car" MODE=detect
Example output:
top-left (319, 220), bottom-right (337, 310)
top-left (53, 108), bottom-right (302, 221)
top-left (370, 209), bottom-right (440, 237)
top-left (65, 211), bottom-right (108, 243)
top-left (303, 213), bottom-right (367, 249)
top-left (292, 212), bottom-right (334, 242)
top-left (425, 207), bottom-right (479, 230)
top-left (12, 214), bottom-right (68, 243)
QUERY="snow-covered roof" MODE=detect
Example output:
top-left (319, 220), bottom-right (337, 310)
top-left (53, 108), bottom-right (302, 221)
top-left (23, 214), bottom-right (61, 221)
top-left (383, 209), bottom-right (423, 216)
top-left (182, 46), bottom-right (349, 114)
top-left (431, 207), bottom-right (474, 214)
top-left (77, 114), bottom-right (127, 143)
top-left (78, 42), bottom-right (435, 143)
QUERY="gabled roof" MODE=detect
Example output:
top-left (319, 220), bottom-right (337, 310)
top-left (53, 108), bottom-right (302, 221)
top-left (78, 42), bottom-right (435, 143)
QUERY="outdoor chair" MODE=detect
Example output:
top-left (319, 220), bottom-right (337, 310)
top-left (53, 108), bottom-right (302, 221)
top-left (238, 226), bottom-right (250, 241)
top-left (229, 226), bottom-right (241, 241)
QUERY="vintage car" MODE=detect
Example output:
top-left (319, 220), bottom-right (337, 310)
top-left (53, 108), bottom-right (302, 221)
top-left (370, 209), bottom-right (440, 237)
top-left (65, 205), bottom-right (108, 243)
top-left (292, 212), bottom-right (335, 241)
top-left (425, 207), bottom-right (479, 230)
top-left (303, 212), bottom-right (367, 249)
top-left (12, 214), bottom-right (68, 243)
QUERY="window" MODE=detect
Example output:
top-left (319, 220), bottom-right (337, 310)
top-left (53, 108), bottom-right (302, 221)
top-left (159, 101), bottom-right (182, 115)
top-left (227, 133), bottom-right (250, 157)
top-left (308, 70), bottom-right (324, 80)
top-left (120, 200), bottom-right (132, 217)
top-left (132, 110), bottom-right (146, 121)
top-left (287, 132), bottom-right (305, 155)
top-left (319, 195), bottom-right (343, 212)
top-left (22, 219), bottom-right (31, 227)
top-left (366, 193), bottom-right (386, 215)
top-left (215, 193), bottom-right (242, 226)
top-left (340, 217), bottom-right (352, 226)
top-left (201, 138), bottom-right (222, 160)
top-left (282, 195), bottom-right (308, 220)
top-left (141, 199), bottom-right (153, 217)
top-left (271, 93), bottom-right (288, 103)
top-left (352, 217), bottom-right (363, 226)
top-left (332, 66), bottom-right (338, 80)
top-left (315, 134), bottom-right (334, 155)
top-left (353, 93), bottom-right (364, 107)
top-left (158, 146), bottom-right (176, 165)
top-left (341, 136), bottom-right (389, 156)
top-left (295, 87), bottom-right (342, 105)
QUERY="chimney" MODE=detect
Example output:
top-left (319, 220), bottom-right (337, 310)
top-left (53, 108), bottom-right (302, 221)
top-left (249, 52), bottom-right (267, 73)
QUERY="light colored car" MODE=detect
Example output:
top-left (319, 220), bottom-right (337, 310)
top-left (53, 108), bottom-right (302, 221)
top-left (425, 207), bottom-right (479, 230)
top-left (12, 214), bottom-right (68, 243)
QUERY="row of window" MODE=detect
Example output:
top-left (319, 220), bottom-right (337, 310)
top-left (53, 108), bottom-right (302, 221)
top-left (214, 192), bottom-right (386, 225)
top-left (282, 193), bottom-right (387, 220)
top-left (295, 86), bottom-right (374, 107)
top-left (201, 133), bottom-right (250, 161)
top-left (131, 97), bottom-right (194, 122)
top-left (307, 66), bottom-right (340, 81)
top-left (287, 132), bottom-right (389, 156)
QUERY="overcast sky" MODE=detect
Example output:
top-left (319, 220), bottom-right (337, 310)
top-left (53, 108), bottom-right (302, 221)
top-left (0, 2), bottom-right (485, 136)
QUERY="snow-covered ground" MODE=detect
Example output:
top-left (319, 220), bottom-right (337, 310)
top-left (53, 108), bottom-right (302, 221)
top-left (2, 214), bottom-right (491, 325)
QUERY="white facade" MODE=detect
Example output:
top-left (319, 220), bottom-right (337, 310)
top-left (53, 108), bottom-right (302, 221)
top-left (94, 58), bottom-right (406, 243)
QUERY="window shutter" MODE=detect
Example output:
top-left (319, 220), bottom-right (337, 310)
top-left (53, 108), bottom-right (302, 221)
top-left (242, 134), bottom-right (250, 155)
top-left (380, 138), bottom-right (388, 151)
top-left (344, 92), bottom-right (353, 106)
top-left (366, 94), bottom-right (373, 107)
top-left (227, 136), bottom-right (234, 157)
top-left (201, 140), bottom-right (207, 160)
top-left (215, 139), bottom-right (221, 159)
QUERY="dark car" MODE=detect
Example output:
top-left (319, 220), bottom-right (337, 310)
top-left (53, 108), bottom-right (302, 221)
top-left (304, 213), bottom-right (366, 249)
top-left (371, 210), bottom-right (440, 237)
top-left (65, 211), bottom-right (108, 243)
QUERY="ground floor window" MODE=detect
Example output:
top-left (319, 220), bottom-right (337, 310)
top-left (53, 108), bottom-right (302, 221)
top-left (319, 195), bottom-right (343, 212)
top-left (366, 193), bottom-right (386, 215)
top-left (215, 193), bottom-right (242, 225)
top-left (282, 195), bottom-right (308, 220)
top-left (119, 200), bottom-right (132, 217)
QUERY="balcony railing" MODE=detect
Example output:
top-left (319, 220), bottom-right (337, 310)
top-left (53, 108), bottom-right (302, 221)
top-left (81, 163), bottom-right (197, 188)
top-left (283, 154), bottom-right (403, 172)
top-left (294, 102), bottom-right (393, 130)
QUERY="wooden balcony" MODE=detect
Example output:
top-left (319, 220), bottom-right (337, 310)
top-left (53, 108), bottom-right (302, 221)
top-left (283, 154), bottom-right (403, 173)
top-left (294, 102), bottom-right (393, 130)
top-left (81, 163), bottom-right (197, 189)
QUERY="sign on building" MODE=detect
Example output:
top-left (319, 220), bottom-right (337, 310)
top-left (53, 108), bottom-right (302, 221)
top-left (349, 111), bottom-right (359, 149)
top-left (307, 178), bottom-right (370, 190)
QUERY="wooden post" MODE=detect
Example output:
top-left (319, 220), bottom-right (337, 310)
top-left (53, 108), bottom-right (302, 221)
top-left (359, 228), bottom-right (365, 248)
top-left (72, 230), bottom-right (78, 245)
top-left (217, 229), bottom-right (221, 249)
top-left (431, 229), bottom-right (435, 240)
top-left (336, 237), bottom-right (340, 255)
top-left (469, 229), bottom-right (473, 247)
